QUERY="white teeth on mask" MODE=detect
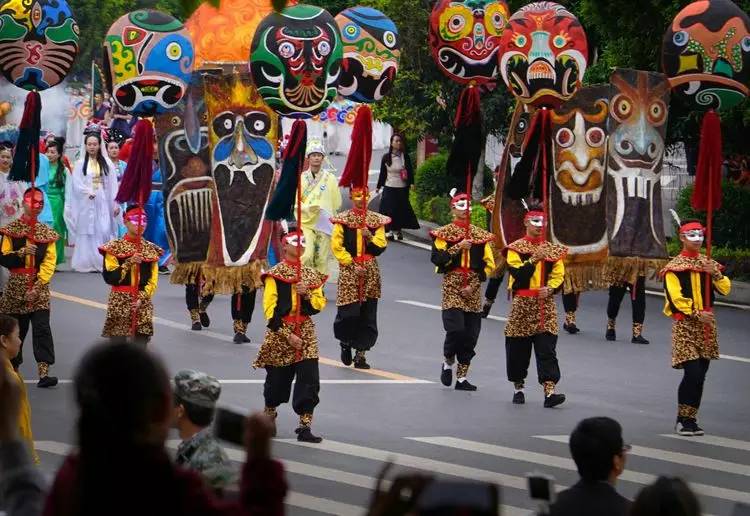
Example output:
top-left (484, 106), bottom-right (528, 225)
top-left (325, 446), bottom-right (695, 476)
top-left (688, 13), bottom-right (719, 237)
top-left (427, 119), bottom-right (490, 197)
top-left (559, 188), bottom-right (602, 206)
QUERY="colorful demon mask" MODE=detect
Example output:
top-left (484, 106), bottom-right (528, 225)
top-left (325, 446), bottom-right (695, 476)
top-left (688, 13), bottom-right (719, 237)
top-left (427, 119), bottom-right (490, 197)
top-left (662, 0), bottom-right (750, 110)
top-left (0, 0), bottom-right (79, 90)
top-left (250, 4), bottom-right (342, 118)
top-left (103, 9), bottom-right (194, 116)
top-left (335, 6), bottom-right (400, 103)
top-left (204, 73), bottom-right (278, 266)
top-left (499, 1), bottom-right (588, 108)
top-left (606, 69), bottom-right (669, 260)
top-left (154, 72), bottom-right (214, 268)
top-left (550, 85), bottom-right (609, 258)
top-left (428, 0), bottom-right (509, 85)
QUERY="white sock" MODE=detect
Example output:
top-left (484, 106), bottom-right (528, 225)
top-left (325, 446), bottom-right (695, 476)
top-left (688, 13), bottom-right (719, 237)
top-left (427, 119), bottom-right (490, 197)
top-left (457, 377), bottom-right (466, 383)
top-left (443, 362), bottom-right (452, 370)
top-left (514, 388), bottom-right (524, 394)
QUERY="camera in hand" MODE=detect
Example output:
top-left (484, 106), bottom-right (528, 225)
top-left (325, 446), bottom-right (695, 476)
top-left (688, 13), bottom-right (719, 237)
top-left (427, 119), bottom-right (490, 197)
top-left (213, 406), bottom-right (245, 446)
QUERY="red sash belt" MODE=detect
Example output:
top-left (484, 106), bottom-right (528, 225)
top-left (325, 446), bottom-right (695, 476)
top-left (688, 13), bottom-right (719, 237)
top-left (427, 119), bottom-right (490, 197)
top-left (283, 314), bottom-right (309, 324)
top-left (354, 254), bottom-right (373, 263)
top-left (10, 268), bottom-right (36, 275)
top-left (112, 285), bottom-right (137, 293)
top-left (514, 288), bottom-right (541, 297)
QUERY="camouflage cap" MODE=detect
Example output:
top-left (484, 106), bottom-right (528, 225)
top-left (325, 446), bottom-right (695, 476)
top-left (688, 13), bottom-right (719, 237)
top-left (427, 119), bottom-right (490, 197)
top-left (173, 369), bottom-right (221, 407)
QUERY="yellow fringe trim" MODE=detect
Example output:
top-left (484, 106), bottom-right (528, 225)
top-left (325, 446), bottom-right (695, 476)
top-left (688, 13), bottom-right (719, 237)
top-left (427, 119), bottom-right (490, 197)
top-left (562, 262), bottom-right (608, 294)
top-left (603, 256), bottom-right (668, 285)
top-left (170, 262), bottom-right (205, 286)
top-left (201, 261), bottom-right (266, 295)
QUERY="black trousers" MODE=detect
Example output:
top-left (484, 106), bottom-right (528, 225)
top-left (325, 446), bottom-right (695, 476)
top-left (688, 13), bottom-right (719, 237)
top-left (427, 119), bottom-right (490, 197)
top-left (562, 292), bottom-right (579, 313)
top-left (678, 358), bottom-right (710, 412)
top-left (442, 308), bottom-right (482, 365)
top-left (185, 283), bottom-right (214, 311)
top-left (185, 284), bottom-right (255, 322)
top-left (505, 332), bottom-right (560, 384)
top-left (264, 358), bottom-right (320, 415)
top-left (10, 310), bottom-right (54, 369)
top-left (333, 299), bottom-right (378, 351)
top-left (484, 276), bottom-right (503, 302)
top-left (607, 276), bottom-right (645, 324)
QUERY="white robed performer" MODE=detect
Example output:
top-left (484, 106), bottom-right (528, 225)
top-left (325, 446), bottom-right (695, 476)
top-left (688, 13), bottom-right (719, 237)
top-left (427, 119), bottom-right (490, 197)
top-left (64, 128), bottom-right (120, 272)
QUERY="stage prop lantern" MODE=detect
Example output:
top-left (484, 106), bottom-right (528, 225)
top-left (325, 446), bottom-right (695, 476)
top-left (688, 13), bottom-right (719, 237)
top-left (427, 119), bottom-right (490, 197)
top-left (335, 6), bottom-right (400, 103)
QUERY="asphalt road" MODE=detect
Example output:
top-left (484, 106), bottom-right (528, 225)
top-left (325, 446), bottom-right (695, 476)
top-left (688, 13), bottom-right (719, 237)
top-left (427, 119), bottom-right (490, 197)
top-left (17, 235), bottom-right (750, 516)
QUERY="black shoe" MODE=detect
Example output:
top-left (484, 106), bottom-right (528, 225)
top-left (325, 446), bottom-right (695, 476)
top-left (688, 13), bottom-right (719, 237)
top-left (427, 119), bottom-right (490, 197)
top-left (563, 323), bottom-right (580, 334)
top-left (37, 376), bottom-right (58, 388)
top-left (396, 231), bottom-right (404, 241)
top-left (191, 321), bottom-right (202, 331)
top-left (512, 391), bottom-right (525, 404)
top-left (631, 335), bottom-right (650, 345)
top-left (354, 356), bottom-right (371, 369)
top-left (454, 379), bottom-right (477, 391)
top-left (340, 345), bottom-right (353, 366)
top-left (481, 302), bottom-right (493, 319)
top-left (440, 365), bottom-right (453, 386)
top-left (158, 265), bottom-right (170, 274)
top-left (544, 393), bottom-right (566, 408)
top-left (295, 427), bottom-right (323, 443)
top-left (605, 329), bottom-right (616, 341)
top-left (233, 333), bottom-right (251, 344)
top-left (675, 418), bottom-right (697, 436)
top-left (199, 311), bottom-right (210, 328)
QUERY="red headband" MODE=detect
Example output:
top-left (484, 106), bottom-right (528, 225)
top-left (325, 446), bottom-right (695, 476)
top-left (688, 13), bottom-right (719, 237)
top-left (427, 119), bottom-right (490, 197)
top-left (679, 222), bottom-right (704, 233)
top-left (524, 210), bottom-right (545, 221)
top-left (451, 193), bottom-right (469, 205)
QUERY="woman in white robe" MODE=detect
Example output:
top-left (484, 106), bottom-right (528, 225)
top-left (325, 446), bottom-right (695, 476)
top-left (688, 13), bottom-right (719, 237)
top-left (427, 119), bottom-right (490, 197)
top-left (65, 130), bottom-right (120, 272)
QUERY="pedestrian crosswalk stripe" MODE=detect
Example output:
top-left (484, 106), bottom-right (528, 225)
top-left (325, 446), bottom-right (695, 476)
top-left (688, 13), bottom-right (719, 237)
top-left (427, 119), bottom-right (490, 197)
top-left (659, 434), bottom-right (750, 452)
top-left (395, 299), bottom-right (509, 322)
top-left (411, 436), bottom-right (750, 504)
top-left (535, 435), bottom-right (750, 477)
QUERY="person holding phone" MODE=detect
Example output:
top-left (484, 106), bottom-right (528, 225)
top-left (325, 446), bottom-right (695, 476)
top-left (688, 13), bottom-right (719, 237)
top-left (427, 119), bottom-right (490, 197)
top-left (252, 221), bottom-right (328, 443)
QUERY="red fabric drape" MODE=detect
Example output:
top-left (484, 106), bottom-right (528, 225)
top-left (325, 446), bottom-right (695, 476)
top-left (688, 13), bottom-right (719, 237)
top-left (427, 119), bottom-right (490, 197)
top-left (691, 110), bottom-right (722, 212)
top-left (338, 105), bottom-right (373, 190)
top-left (116, 120), bottom-right (154, 205)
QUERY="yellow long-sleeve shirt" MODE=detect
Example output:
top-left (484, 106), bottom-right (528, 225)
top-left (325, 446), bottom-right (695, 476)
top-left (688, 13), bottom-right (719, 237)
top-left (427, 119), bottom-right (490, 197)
top-left (506, 249), bottom-right (564, 290)
top-left (331, 224), bottom-right (387, 265)
top-left (663, 270), bottom-right (731, 317)
top-left (103, 254), bottom-right (158, 298)
top-left (432, 238), bottom-right (496, 278)
top-left (1, 234), bottom-right (56, 284)
top-left (263, 275), bottom-right (326, 322)
top-left (4, 359), bottom-right (39, 464)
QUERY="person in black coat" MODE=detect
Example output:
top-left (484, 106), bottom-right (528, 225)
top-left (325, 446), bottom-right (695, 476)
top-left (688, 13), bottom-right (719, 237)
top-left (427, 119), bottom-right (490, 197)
top-left (550, 417), bottom-right (631, 516)
top-left (376, 134), bottom-right (419, 240)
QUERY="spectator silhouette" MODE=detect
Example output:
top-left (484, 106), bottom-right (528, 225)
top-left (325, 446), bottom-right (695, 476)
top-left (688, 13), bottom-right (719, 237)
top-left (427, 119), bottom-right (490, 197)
top-left (630, 477), bottom-right (700, 516)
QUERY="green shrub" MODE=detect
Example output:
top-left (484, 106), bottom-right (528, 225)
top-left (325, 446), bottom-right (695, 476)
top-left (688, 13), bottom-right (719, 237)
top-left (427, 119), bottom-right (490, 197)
top-left (414, 152), bottom-right (450, 214)
top-left (424, 196), bottom-right (452, 226)
top-left (675, 182), bottom-right (750, 249)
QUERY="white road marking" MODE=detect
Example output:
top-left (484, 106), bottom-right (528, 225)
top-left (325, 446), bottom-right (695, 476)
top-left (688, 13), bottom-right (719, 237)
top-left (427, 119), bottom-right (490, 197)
top-left (659, 434), bottom-right (750, 452)
top-left (535, 435), bottom-right (750, 477)
top-left (397, 238), bottom-right (432, 251)
top-left (396, 299), bottom-right (508, 322)
top-left (25, 379), bottom-right (432, 385)
top-left (719, 354), bottom-right (750, 364)
top-left (411, 436), bottom-right (750, 504)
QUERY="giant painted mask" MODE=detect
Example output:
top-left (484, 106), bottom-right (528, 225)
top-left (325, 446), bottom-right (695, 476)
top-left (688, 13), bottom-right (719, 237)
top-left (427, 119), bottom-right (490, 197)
top-left (662, 0), bottom-right (750, 110)
top-left (499, 1), bottom-right (588, 108)
top-left (204, 73), bottom-right (278, 266)
top-left (0, 0), bottom-right (79, 90)
top-left (154, 72), bottom-right (213, 267)
top-left (606, 69), bottom-right (669, 260)
top-left (550, 85), bottom-right (609, 259)
top-left (428, 0), bottom-right (509, 85)
top-left (103, 10), bottom-right (194, 115)
top-left (335, 6), bottom-right (400, 103)
top-left (250, 4), bottom-right (342, 118)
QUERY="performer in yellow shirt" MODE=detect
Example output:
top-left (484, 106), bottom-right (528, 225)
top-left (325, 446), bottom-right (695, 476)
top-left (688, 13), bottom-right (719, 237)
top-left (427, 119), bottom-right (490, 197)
top-left (298, 138), bottom-right (342, 275)
top-left (0, 187), bottom-right (59, 388)
top-left (504, 205), bottom-right (567, 408)
top-left (253, 222), bottom-right (327, 443)
top-left (662, 218), bottom-right (731, 437)
top-left (99, 205), bottom-right (163, 346)
top-left (331, 187), bottom-right (390, 369)
top-left (431, 190), bottom-right (495, 391)
top-left (0, 313), bottom-right (40, 463)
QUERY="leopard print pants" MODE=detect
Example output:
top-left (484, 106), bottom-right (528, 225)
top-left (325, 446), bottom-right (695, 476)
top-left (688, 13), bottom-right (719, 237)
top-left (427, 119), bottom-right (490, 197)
top-left (102, 290), bottom-right (154, 337)
top-left (672, 317), bottom-right (718, 368)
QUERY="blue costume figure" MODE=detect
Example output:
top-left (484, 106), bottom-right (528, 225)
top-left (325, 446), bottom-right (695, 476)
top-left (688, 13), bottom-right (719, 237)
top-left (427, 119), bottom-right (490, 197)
top-left (144, 167), bottom-right (171, 269)
top-left (32, 155), bottom-right (54, 226)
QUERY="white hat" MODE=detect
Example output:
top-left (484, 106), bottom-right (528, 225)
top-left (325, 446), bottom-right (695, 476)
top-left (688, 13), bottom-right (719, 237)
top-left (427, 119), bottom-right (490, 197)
top-left (305, 137), bottom-right (326, 157)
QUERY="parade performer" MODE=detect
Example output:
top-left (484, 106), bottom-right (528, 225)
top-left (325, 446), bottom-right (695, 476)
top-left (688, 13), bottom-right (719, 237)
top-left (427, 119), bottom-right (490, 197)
top-left (252, 222), bottom-right (327, 443)
top-left (44, 139), bottom-right (69, 265)
top-left (431, 190), bottom-right (495, 391)
top-left (99, 205), bottom-right (162, 346)
top-left (66, 129), bottom-right (120, 272)
top-left (479, 191), bottom-right (505, 319)
top-left (504, 205), bottom-right (567, 407)
top-left (299, 138), bottom-right (341, 275)
top-left (0, 188), bottom-right (59, 388)
top-left (662, 218), bottom-right (731, 436)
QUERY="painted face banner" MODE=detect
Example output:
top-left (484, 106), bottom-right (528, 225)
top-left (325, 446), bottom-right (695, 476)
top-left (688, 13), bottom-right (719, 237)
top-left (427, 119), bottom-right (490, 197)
top-left (606, 69), bottom-right (669, 260)
top-left (662, 0), bottom-right (750, 110)
top-left (0, 0), bottom-right (79, 90)
top-left (250, 4), bottom-right (342, 118)
top-left (550, 85), bottom-right (609, 262)
top-left (154, 72), bottom-right (214, 271)
top-left (499, 1), bottom-right (588, 108)
top-left (428, 0), bottom-right (509, 85)
top-left (103, 9), bottom-right (194, 115)
top-left (204, 73), bottom-right (278, 267)
top-left (335, 6), bottom-right (400, 103)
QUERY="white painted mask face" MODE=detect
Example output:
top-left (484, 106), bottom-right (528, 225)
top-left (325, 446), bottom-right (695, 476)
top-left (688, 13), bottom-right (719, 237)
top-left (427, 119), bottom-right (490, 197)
top-left (528, 215), bottom-right (545, 228)
top-left (285, 234), bottom-right (307, 248)
top-left (682, 229), bottom-right (704, 244)
top-left (452, 199), bottom-right (470, 212)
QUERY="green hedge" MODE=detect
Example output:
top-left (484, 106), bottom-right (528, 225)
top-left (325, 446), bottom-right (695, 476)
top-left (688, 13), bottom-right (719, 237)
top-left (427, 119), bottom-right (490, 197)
top-left (667, 240), bottom-right (750, 281)
top-left (675, 182), bottom-right (750, 248)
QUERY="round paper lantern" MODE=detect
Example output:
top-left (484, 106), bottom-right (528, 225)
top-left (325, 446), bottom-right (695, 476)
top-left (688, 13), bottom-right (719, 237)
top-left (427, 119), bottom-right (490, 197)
top-left (428, 0), bottom-right (509, 85)
top-left (250, 4), bottom-right (342, 118)
top-left (662, 0), bottom-right (750, 111)
top-left (0, 0), bottom-right (79, 90)
top-left (335, 6), bottom-right (400, 103)
top-left (103, 9), bottom-right (194, 116)
top-left (498, 1), bottom-right (588, 108)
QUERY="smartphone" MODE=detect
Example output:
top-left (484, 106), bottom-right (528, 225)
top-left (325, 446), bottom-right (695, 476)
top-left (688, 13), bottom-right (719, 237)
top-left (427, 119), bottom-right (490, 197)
top-left (213, 406), bottom-right (245, 446)
top-left (528, 474), bottom-right (555, 503)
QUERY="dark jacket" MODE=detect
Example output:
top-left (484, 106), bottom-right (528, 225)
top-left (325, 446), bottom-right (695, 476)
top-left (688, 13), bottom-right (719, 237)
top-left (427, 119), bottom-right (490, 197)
top-left (377, 151), bottom-right (414, 189)
top-left (550, 480), bottom-right (631, 516)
